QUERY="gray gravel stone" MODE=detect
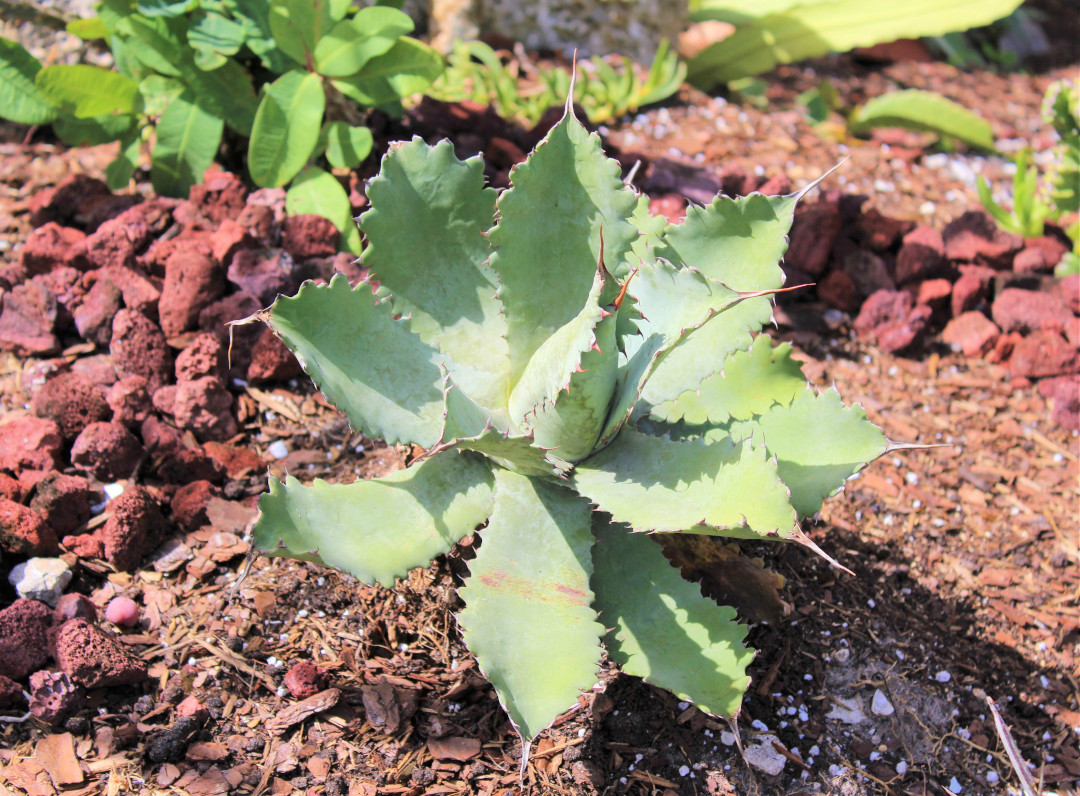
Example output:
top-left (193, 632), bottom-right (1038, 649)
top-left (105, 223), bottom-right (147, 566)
top-left (8, 557), bottom-right (72, 606)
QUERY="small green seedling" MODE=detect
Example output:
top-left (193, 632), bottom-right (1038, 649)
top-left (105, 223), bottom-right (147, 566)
top-left (249, 93), bottom-right (903, 750)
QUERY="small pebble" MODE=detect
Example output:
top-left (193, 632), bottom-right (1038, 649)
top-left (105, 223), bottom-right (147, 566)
top-left (948, 776), bottom-right (962, 793)
top-left (935, 670), bottom-right (952, 683)
top-left (105, 596), bottom-right (140, 627)
top-left (8, 557), bottom-right (72, 606)
top-left (267, 440), bottom-right (289, 459)
top-left (871, 689), bottom-right (895, 717)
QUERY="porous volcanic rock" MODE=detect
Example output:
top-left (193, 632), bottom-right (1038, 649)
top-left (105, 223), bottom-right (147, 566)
top-left (52, 593), bottom-right (98, 624)
top-left (110, 309), bottom-right (172, 392)
top-left (0, 498), bottom-right (59, 556)
top-left (31, 371), bottom-right (112, 441)
top-left (950, 264), bottom-right (996, 316)
top-left (284, 662), bottom-right (328, 699)
top-left (104, 264), bottom-right (161, 318)
top-left (20, 222), bottom-right (89, 275)
top-left (853, 290), bottom-right (933, 354)
top-left (0, 416), bottom-right (63, 472)
top-left (248, 328), bottom-right (302, 382)
top-left (99, 486), bottom-right (166, 571)
top-left (786, 201), bottom-right (842, 276)
top-left (71, 422), bottom-right (143, 482)
top-left (0, 598), bottom-right (52, 680)
top-left (817, 270), bottom-right (862, 313)
top-left (156, 447), bottom-right (226, 485)
top-left (943, 210), bottom-right (1024, 268)
top-left (992, 288), bottom-right (1074, 335)
top-left (27, 174), bottom-right (112, 228)
top-left (0, 280), bottom-right (60, 356)
top-left (29, 473), bottom-right (95, 536)
top-left (210, 218), bottom-right (257, 267)
top-left (1052, 273), bottom-right (1079, 314)
top-left (0, 674), bottom-right (21, 709)
top-left (27, 670), bottom-right (84, 724)
top-left (175, 333), bottom-right (227, 382)
top-left (188, 171), bottom-right (248, 224)
top-left (202, 441), bottom-right (263, 478)
top-left (227, 248), bottom-right (298, 304)
top-left (168, 377), bottom-right (237, 441)
top-left (159, 250), bottom-right (226, 337)
top-left (53, 618), bottom-right (148, 688)
top-left (1007, 331), bottom-right (1080, 379)
top-left (281, 214), bottom-right (340, 260)
top-left (895, 225), bottom-right (947, 285)
top-left (106, 375), bottom-right (152, 428)
top-left (1038, 375), bottom-right (1080, 431)
top-left (72, 271), bottom-right (123, 345)
top-left (170, 480), bottom-right (215, 532)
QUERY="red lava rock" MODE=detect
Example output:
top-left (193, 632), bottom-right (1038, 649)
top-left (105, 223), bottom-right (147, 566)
top-left (198, 291), bottom-right (262, 376)
top-left (853, 289), bottom-right (933, 354)
top-left (52, 593), bottom-right (98, 624)
top-left (915, 278), bottom-right (953, 322)
top-left (855, 208), bottom-right (913, 252)
top-left (1006, 331), bottom-right (1080, 379)
top-left (29, 472), bottom-right (95, 536)
top-left (0, 674), bottom-right (22, 709)
top-left (85, 211), bottom-right (149, 271)
top-left (189, 171), bottom-right (249, 223)
top-left (236, 203), bottom-right (279, 247)
top-left (110, 309), bottom-right (173, 393)
top-left (950, 264), bottom-right (996, 316)
top-left (170, 480), bottom-right (216, 532)
top-left (991, 288), bottom-right (1074, 335)
top-left (648, 193), bottom-right (687, 224)
top-left (106, 375), bottom-right (152, 428)
top-left (1012, 245), bottom-right (1056, 275)
top-left (0, 416), bottom-right (63, 471)
top-left (139, 231), bottom-right (212, 276)
top-left (54, 618), bottom-right (149, 687)
top-left (787, 201), bottom-right (842, 276)
top-left (943, 210), bottom-right (1024, 268)
top-left (986, 330), bottom-right (1023, 365)
top-left (28, 174), bottom-right (112, 228)
top-left (842, 250), bottom-right (895, 297)
top-left (71, 421), bottom-right (143, 481)
top-left (70, 353), bottom-right (119, 388)
top-left (1053, 273), bottom-right (1080, 314)
top-left (176, 695), bottom-right (208, 721)
top-left (99, 486), bottom-right (166, 571)
top-left (62, 533), bottom-right (104, 559)
top-left (159, 250), bottom-right (226, 338)
top-left (227, 248), bottom-right (298, 304)
top-left (282, 214), bottom-right (340, 261)
top-left (31, 371), bottom-right (111, 441)
top-left (0, 473), bottom-right (21, 502)
top-left (0, 280), bottom-right (60, 355)
top-left (895, 225), bottom-right (947, 285)
top-left (72, 271), bottom-right (123, 345)
top-left (28, 670), bottom-right (84, 724)
top-left (284, 662), bottom-right (328, 699)
top-left (942, 311), bottom-right (1001, 357)
top-left (210, 218), bottom-right (257, 267)
top-left (141, 416), bottom-right (185, 458)
top-left (168, 377), bottom-right (237, 441)
top-left (157, 447), bottom-right (226, 485)
top-left (105, 596), bottom-right (140, 628)
top-left (0, 598), bottom-right (53, 679)
top-left (756, 173), bottom-right (792, 196)
top-left (203, 441), bottom-right (263, 478)
top-left (0, 498), bottom-right (59, 556)
top-left (248, 328), bottom-right (302, 382)
top-left (175, 333), bottom-right (227, 382)
top-left (152, 384), bottom-right (177, 416)
top-left (105, 264), bottom-right (162, 317)
top-left (817, 270), bottom-right (862, 313)
top-left (1038, 374), bottom-right (1080, 431)
top-left (20, 222), bottom-right (89, 275)
top-left (1065, 316), bottom-right (1080, 348)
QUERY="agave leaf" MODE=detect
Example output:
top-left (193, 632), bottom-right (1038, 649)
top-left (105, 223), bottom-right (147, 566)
top-left (264, 275), bottom-right (446, 447)
top-left (458, 470), bottom-right (604, 741)
top-left (508, 265), bottom-right (620, 462)
top-left (659, 534), bottom-right (789, 625)
top-left (592, 519), bottom-right (753, 720)
top-left (489, 109), bottom-right (638, 390)
top-left (651, 335), bottom-right (808, 425)
top-left (252, 451), bottom-right (494, 587)
top-left (640, 192), bottom-right (796, 409)
top-left (361, 139), bottom-right (509, 410)
top-left (738, 388), bottom-right (888, 518)
top-left (574, 427), bottom-right (796, 537)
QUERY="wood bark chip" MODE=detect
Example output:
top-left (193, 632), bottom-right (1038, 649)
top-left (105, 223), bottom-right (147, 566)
top-left (426, 735), bottom-right (482, 762)
top-left (35, 733), bottom-right (83, 786)
top-left (264, 688), bottom-right (341, 735)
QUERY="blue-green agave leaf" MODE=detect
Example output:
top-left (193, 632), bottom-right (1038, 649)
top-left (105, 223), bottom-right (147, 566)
top-left (592, 520), bottom-right (752, 719)
top-left (264, 275), bottom-right (446, 447)
top-left (253, 451), bottom-right (494, 587)
top-left (458, 469), bottom-right (604, 741)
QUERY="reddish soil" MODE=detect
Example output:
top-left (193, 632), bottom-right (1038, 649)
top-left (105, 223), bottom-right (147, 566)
top-left (0, 11), bottom-right (1078, 796)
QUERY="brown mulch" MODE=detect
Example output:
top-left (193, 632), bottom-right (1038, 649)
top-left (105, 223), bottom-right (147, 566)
top-left (1, 12), bottom-right (1079, 796)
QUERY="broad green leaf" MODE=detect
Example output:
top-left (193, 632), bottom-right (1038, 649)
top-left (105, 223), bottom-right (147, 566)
top-left (138, 74), bottom-right (185, 118)
top-left (247, 69), bottom-right (325, 188)
top-left (313, 7), bottom-right (413, 78)
top-left (228, 0), bottom-right (293, 73)
top-left (116, 14), bottom-right (186, 77)
top-left (265, 274), bottom-right (447, 447)
top-left (848, 89), bottom-right (995, 151)
top-left (36, 65), bottom-right (141, 118)
top-left (269, 0), bottom-right (334, 67)
top-left (66, 18), bottom-right (109, 40)
top-left (743, 388), bottom-right (887, 518)
top-left (331, 37), bottom-right (443, 107)
top-left (183, 58), bottom-right (257, 136)
top-left (640, 192), bottom-right (795, 408)
top-left (573, 427), bottom-right (796, 537)
top-left (361, 138), bottom-right (507, 409)
top-left (593, 520), bottom-right (752, 719)
top-left (105, 128), bottom-right (143, 190)
top-left (457, 470), bottom-right (604, 740)
top-left (137, 0), bottom-right (195, 16)
top-left (320, 121), bottom-right (373, 169)
top-left (187, 11), bottom-right (247, 59)
top-left (687, 0), bottom-right (1024, 88)
top-left (53, 114), bottom-right (135, 146)
top-left (0, 37), bottom-right (59, 125)
top-left (651, 335), bottom-right (807, 425)
top-left (151, 89), bottom-right (224, 197)
top-left (253, 451), bottom-right (494, 587)
top-left (508, 266), bottom-right (620, 462)
top-left (285, 166), bottom-right (354, 252)
top-left (488, 110), bottom-right (638, 390)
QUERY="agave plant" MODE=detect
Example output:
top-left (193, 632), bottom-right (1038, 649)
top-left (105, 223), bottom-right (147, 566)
top-left (250, 97), bottom-right (895, 746)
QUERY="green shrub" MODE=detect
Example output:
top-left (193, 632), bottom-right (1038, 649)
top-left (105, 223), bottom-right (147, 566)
top-left (0, 0), bottom-right (444, 253)
top-left (246, 99), bottom-right (898, 746)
